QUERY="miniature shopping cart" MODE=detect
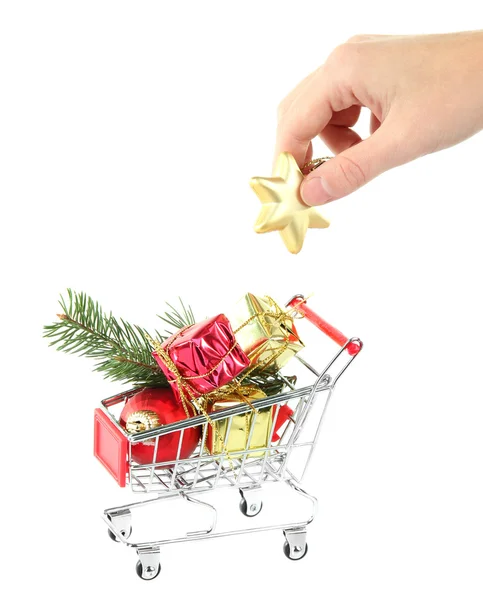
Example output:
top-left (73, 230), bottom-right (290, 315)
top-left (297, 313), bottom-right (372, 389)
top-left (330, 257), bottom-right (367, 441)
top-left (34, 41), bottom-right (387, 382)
top-left (94, 295), bottom-right (362, 580)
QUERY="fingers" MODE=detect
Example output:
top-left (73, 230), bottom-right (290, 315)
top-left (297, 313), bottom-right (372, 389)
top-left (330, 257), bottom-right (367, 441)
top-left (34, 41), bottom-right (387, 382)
top-left (319, 105), bottom-right (363, 154)
top-left (277, 70), bottom-right (318, 118)
top-left (320, 124), bottom-right (363, 155)
top-left (275, 45), bottom-right (366, 167)
top-left (274, 31), bottom-right (478, 206)
top-left (304, 142), bottom-right (314, 165)
top-left (370, 112), bottom-right (381, 134)
top-left (275, 37), bottom-right (406, 203)
top-left (328, 105), bottom-right (361, 127)
top-left (300, 117), bottom-right (407, 205)
top-left (273, 70), bottom-right (319, 171)
top-left (275, 65), bottom-right (342, 166)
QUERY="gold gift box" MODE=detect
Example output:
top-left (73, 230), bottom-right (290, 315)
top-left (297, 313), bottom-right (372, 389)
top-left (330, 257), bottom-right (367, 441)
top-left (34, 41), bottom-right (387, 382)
top-left (206, 387), bottom-right (272, 458)
top-left (228, 293), bottom-right (304, 370)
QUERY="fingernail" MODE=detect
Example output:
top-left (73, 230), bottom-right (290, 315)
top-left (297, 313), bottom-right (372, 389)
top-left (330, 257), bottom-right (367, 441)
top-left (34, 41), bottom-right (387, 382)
top-left (301, 177), bottom-right (333, 206)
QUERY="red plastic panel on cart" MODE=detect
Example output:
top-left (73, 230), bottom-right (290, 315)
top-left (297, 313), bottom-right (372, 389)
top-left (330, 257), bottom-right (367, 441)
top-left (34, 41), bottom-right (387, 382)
top-left (94, 408), bottom-right (128, 488)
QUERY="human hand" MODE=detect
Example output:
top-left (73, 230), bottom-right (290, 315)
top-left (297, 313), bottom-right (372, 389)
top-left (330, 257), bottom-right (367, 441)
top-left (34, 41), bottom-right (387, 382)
top-left (275, 31), bottom-right (483, 206)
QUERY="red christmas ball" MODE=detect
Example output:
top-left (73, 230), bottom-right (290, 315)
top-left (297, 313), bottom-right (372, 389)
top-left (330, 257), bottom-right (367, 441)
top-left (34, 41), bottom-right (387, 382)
top-left (120, 387), bottom-right (200, 466)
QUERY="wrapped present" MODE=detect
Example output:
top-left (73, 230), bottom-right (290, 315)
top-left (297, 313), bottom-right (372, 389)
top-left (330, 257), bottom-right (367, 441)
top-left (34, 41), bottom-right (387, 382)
top-left (206, 386), bottom-right (271, 458)
top-left (152, 314), bottom-right (250, 407)
top-left (227, 293), bottom-right (304, 370)
top-left (206, 385), bottom-right (294, 458)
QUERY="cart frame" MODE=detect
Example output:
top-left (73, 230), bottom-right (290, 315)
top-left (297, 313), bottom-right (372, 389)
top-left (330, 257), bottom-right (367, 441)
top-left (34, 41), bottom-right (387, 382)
top-left (95, 295), bottom-right (362, 579)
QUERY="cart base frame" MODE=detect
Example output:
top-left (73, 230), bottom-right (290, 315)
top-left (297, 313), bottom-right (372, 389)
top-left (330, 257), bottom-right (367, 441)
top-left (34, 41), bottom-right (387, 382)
top-left (104, 478), bottom-right (316, 579)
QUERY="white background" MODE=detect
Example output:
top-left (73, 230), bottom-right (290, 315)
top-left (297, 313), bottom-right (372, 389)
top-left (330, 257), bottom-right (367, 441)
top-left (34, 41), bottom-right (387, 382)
top-left (1, 1), bottom-right (482, 598)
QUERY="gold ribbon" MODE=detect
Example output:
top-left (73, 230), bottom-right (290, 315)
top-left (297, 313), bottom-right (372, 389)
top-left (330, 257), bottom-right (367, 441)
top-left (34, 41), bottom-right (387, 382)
top-left (146, 295), bottom-right (304, 468)
top-left (148, 297), bottom-right (295, 415)
top-left (233, 295), bottom-right (298, 379)
top-left (146, 332), bottom-right (239, 470)
top-left (205, 385), bottom-right (266, 454)
top-left (301, 157), bottom-right (332, 176)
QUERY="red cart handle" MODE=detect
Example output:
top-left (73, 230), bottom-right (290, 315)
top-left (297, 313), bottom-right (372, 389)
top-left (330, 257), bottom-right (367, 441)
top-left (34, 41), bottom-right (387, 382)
top-left (287, 297), bottom-right (361, 356)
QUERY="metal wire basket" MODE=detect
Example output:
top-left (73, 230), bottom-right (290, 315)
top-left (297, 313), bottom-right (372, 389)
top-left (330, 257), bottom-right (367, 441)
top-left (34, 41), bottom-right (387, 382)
top-left (94, 295), bottom-right (362, 580)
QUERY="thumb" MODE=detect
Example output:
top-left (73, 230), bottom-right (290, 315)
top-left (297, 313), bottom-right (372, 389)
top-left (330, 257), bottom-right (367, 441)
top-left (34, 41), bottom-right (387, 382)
top-left (300, 124), bottom-right (402, 206)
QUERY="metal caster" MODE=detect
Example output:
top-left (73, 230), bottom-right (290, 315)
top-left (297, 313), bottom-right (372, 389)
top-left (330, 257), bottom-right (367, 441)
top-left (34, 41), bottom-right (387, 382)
top-left (136, 560), bottom-right (161, 581)
top-left (107, 509), bottom-right (132, 542)
top-left (136, 548), bottom-right (161, 581)
top-left (283, 528), bottom-right (308, 560)
top-left (239, 497), bottom-right (263, 517)
top-left (108, 526), bottom-right (132, 542)
top-left (239, 488), bottom-right (263, 517)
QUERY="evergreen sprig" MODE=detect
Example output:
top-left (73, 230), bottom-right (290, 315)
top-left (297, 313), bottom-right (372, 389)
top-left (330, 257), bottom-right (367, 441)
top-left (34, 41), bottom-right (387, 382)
top-left (241, 371), bottom-right (295, 397)
top-left (44, 289), bottom-right (293, 396)
top-left (158, 299), bottom-right (196, 336)
top-left (43, 289), bottom-right (195, 387)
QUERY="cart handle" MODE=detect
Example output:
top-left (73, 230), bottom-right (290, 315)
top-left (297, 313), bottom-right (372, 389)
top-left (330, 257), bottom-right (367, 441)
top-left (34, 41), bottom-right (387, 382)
top-left (287, 296), bottom-right (361, 356)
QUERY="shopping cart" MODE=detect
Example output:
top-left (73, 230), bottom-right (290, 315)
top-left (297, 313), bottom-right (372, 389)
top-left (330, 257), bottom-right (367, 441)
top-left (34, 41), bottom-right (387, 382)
top-left (94, 295), bottom-right (362, 580)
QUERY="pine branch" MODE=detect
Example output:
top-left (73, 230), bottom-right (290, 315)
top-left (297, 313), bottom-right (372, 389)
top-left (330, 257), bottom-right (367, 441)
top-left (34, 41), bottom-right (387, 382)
top-left (44, 290), bottom-right (294, 396)
top-left (240, 368), bottom-right (296, 397)
top-left (158, 298), bottom-right (196, 336)
top-left (43, 289), bottom-right (181, 387)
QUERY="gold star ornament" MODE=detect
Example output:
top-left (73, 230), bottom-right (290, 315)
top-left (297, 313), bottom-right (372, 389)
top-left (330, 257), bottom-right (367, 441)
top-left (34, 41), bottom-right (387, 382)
top-left (250, 152), bottom-right (330, 254)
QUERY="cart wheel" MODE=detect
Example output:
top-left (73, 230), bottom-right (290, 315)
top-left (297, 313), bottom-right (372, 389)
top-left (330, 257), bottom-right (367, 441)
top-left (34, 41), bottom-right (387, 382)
top-left (283, 540), bottom-right (308, 561)
top-left (107, 525), bottom-right (132, 543)
top-left (239, 497), bottom-right (263, 517)
top-left (136, 560), bottom-right (161, 581)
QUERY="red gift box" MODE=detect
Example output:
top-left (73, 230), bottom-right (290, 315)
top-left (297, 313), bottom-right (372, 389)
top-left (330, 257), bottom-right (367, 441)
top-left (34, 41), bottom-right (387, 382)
top-left (153, 314), bottom-right (250, 404)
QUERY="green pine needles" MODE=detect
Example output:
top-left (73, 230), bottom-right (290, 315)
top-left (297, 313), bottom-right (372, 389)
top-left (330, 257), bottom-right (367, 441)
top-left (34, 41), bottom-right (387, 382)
top-left (44, 289), bottom-right (292, 395)
top-left (43, 289), bottom-right (195, 387)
